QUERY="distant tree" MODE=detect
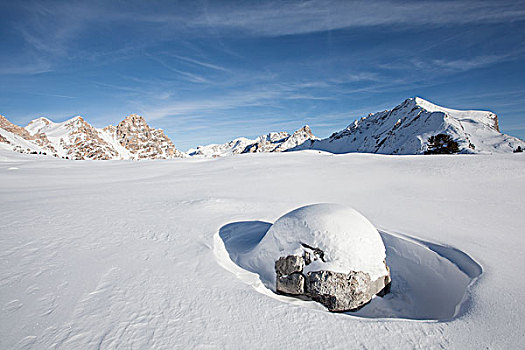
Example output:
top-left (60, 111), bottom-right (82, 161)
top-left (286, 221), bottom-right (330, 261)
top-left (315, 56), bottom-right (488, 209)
top-left (514, 146), bottom-right (523, 153)
top-left (424, 134), bottom-right (460, 154)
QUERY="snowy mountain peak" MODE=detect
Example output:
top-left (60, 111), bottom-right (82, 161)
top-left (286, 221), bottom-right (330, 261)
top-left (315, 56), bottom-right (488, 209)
top-left (26, 117), bottom-right (52, 131)
top-left (294, 98), bottom-right (523, 154)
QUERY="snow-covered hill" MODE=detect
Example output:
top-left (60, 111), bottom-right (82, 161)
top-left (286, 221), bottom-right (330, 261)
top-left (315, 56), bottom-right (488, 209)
top-left (1, 150), bottom-right (524, 348)
top-left (188, 125), bottom-right (317, 157)
top-left (294, 97), bottom-right (525, 154)
top-left (1, 114), bottom-right (184, 160)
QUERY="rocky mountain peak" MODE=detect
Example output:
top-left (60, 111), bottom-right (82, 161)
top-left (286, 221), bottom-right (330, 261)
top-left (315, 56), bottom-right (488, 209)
top-left (293, 125), bottom-right (314, 137)
top-left (0, 115), bottom-right (33, 140)
top-left (113, 114), bottom-right (183, 159)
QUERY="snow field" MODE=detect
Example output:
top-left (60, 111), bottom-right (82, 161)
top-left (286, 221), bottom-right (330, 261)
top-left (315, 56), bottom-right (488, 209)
top-left (1, 150), bottom-right (524, 348)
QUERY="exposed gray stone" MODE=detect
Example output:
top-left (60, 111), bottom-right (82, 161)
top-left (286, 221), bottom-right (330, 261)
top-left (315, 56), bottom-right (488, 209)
top-left (274, 254), bottom-right (391, 311)
top-left (303, 251), bottom-right (312, 265)
top-left (275, 255), bottom-right (304, 276)
top-left (276, 273), bottom-right (305, 295)
top-left (305, 270), bottom-right (372, 312)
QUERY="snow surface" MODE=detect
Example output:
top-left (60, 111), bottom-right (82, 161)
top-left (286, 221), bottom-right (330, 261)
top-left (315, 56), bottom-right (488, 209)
top-left (1, 150), bottom-right (525, 348)
top-left (245, 203), bottom-right (388, 289)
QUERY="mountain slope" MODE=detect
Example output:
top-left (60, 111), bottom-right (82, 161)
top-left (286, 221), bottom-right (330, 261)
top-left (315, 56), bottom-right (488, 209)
top-left (188, 125), bottom-right (317, 157)
top-left (0, 115), bottom-right (49, 155)
top-left (26, 116), bottom-right (120, 160)
top-left (294, 97), bottom-right (524, 155)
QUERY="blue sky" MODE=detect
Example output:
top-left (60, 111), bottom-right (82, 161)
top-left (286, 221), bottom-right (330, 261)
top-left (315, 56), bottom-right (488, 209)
top-left (1, 0), bottom-right (525, 150)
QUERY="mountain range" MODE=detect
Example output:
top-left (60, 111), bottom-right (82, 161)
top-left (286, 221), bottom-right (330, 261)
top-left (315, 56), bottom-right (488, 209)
top-left (0, 114), bottom-right (183, 160)
top-left (187, 126), bottom-right (317, 157)
top-left (1, 97), bottom-right (523, 160)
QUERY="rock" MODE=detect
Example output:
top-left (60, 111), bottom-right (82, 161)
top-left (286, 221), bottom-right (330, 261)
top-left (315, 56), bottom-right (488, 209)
top-left (274, 253), bottom-right (391, 311)
top-left (253, 203), bottom-right (391, 312)
top-left (305, 270), bottom-right (372, 312)
top-left (275, 255), bottom-right (304, 276)
top-left (276, 273), bottom-right (305, 295)
top-left (275, 255), bottom-right (305, 295)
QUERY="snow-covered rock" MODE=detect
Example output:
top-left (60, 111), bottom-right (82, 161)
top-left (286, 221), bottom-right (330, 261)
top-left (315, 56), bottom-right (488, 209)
top-left (248, 203), bottom-right (390, 311)
top-left (187, 125), bottom-right (318, 157)
top-left (294, 97), bottom-right (525, 154)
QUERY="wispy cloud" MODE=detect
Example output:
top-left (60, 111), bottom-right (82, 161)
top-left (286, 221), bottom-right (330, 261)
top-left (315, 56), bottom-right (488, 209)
top-left (135, 89), bottom-right (283, 121)
top-left (146, 54), bottom-right (210, 83)
top-left (189, 0), bottom-right (525, 37)
top-left (168, 54), bottom-right (229, 72)
top-left (430, 55), bottom-right (513, 71)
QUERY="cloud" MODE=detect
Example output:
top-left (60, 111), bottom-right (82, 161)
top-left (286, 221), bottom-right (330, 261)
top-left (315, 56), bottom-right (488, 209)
top-left (134, 89), bottom-right (283, 121)
top-left (168, 54), bottom-right (229, 72)
top-left (147, 55), bottom-right (211, 83)
top-left (190, 0), bottom-right (525, 37)
top-left (431, 55), bottom-right (513, 71)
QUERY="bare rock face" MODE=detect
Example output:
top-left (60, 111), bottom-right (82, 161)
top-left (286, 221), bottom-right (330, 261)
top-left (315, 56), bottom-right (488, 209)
top-left (275, 255), bottom-right (304, 275)
top-left (305, 270), bottom-right (372, 312)
top-left (0, 114), bottom-right (32, 139)
top-left (277, 272), bottom-right (305, 295)
top-left (275, 251), bottom-right (391, 312)
top-left (275, 255), bottom-right (305, 295)
top-left (61, 117), bottom-right (119, 160)
top-left (114, 114), bottom-right (184, 159)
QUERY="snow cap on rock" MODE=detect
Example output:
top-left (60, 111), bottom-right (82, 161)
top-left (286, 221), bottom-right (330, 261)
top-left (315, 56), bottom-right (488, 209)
top-left (250, 203), bottom-right (388, 288)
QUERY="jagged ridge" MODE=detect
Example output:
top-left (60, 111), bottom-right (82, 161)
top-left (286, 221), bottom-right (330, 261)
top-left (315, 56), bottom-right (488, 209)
top-left (187, 125), bottom-right (317, 157)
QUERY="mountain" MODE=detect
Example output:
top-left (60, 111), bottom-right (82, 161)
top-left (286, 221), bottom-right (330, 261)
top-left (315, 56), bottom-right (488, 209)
top-left (293, 97), bottom-right (525, 155)
top-left (1, 115), bottom-right (43, 155)
top-left (103, 114), bottom-right (184, 159)
top-left (188, 126), bottom-right (317, 157)
top-left (1, 114), bottom-right (184, 160)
